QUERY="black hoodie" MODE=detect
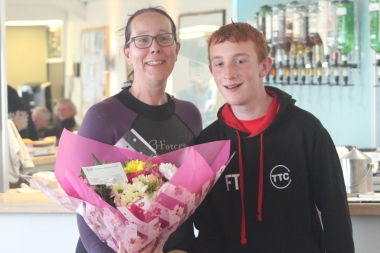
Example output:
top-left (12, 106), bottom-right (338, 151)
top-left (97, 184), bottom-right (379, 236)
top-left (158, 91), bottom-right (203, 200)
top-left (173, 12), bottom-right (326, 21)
top-left (193, 86), bottom-right (354, 253)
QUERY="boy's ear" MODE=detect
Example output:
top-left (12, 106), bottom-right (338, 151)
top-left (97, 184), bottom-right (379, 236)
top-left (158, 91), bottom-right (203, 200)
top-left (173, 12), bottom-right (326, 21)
top-left (259, 57), bottom-right (272, 77)
top-left (209, 65), bottom-right (213, 74)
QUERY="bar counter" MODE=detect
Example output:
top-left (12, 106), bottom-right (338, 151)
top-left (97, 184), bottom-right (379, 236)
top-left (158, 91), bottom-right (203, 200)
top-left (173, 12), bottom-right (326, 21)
top-left (0, 189), bottom-right (74, 214)
top-left (1, 188), bottom-right (379, 215)
top-left (349, 202), bottom-right (380, 216)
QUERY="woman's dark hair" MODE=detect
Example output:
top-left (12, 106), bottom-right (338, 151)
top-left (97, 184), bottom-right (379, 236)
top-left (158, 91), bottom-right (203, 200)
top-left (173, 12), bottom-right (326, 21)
top-left (122, 6), bottom-right (177, 49)
top-left (118, 6), bottom-right (178, 80)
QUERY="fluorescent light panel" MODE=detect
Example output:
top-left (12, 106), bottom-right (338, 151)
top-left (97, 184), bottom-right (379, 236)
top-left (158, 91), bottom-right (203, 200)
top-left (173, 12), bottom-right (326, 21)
top-left (5, 20), bottom-right (63, 27)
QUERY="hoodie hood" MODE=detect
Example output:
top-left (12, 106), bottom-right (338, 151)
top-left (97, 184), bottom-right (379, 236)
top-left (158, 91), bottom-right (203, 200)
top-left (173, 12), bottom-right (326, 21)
top-left (217, 86), bottom-right (296, 245)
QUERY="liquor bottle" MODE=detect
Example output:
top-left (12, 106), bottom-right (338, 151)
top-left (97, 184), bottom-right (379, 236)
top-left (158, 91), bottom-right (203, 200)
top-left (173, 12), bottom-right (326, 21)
top-left (294, 4), bottom-right (314, 84)
top-left (274, 4), bottom-right (287, 84)
top-left (370, 0), bottom-right (380, 82)
top-left (318, 0), bottom-right (331, 84)
top-left (287, 1), bottom-right (299, 84)
top-left (336, 0), bottom-right (355, 85)
top-left (308, 3), bottom-right (323, 84)
top-left (259, 5), bottom-right (272, 36)
top-left (327, 1), bottom-right (340, 84)
top-left (266, 7), bottom-right (276, 83)
top-left (247, 12), bottom-right (259, 29)
top-left (286, 1), bottom-right (299, 42)
top-left (259, 5), bottom-right (272, 83)
top-left (279, 4), bottom-right (291, 84)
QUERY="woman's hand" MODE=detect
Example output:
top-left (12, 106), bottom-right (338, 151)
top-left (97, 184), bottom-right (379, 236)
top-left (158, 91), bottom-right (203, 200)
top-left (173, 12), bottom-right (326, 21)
top-left (12, 110), bottom-right (28, 131)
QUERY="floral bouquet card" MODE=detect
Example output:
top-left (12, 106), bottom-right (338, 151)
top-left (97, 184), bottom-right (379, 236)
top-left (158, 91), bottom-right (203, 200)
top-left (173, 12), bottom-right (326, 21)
top-left (25, 129), bottom-right (230, 252)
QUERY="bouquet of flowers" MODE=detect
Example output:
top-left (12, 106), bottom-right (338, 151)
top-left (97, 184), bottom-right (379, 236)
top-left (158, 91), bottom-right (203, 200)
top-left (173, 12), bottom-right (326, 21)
top-left (79, 153), bottom-right (184, 209)
top-left (25, 130), bottom-right (230, 252)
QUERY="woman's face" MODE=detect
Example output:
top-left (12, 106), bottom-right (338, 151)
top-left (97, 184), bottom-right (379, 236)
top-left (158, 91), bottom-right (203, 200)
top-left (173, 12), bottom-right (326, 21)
top-left (124, 11), bottom-right (180, 85)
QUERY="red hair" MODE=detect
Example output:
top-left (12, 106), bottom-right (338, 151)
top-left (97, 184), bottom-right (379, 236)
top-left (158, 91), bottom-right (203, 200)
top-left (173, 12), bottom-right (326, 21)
top-left (207, 22), bottom-right (268, 63)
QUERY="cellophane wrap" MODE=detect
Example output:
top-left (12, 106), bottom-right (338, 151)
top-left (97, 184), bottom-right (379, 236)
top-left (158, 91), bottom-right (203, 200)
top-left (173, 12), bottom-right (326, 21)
top-left (24, 130), bottom-right (230, 252)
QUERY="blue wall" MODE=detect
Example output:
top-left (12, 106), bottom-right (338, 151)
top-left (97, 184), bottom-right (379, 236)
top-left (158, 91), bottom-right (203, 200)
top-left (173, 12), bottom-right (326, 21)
top-left (236, 0), bottom-right (375, 148)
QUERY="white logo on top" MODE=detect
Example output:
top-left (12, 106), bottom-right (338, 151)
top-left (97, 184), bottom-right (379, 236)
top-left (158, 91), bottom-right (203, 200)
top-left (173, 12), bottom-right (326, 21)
top-left (270, 165), bottom-right (291, 189)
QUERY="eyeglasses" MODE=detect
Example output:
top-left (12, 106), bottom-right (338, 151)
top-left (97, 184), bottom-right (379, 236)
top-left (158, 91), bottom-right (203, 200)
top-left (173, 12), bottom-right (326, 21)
top-left (127, 33), bottom-right (176, 49)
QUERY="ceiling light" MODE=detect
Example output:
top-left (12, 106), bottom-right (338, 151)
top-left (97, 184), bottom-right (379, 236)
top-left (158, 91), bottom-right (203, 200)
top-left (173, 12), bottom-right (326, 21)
top-left (5, 20), bottom-right (63, 27)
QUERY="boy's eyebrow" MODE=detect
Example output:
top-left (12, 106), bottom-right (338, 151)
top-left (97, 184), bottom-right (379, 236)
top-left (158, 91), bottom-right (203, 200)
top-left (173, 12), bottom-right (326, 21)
top-left (210, 56), bottom-right (223, 61)
top-left (210, 53), bottom-right (249, 61)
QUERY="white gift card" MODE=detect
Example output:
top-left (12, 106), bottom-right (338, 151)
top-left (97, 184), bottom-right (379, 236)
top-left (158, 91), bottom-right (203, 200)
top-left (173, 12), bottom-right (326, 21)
top-left (82, 162), bottom-right (127, 185)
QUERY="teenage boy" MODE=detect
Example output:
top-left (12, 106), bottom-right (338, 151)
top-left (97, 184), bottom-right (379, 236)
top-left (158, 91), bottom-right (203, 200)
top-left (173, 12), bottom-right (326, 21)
top-left (192, 22), bottom-right (354, 253)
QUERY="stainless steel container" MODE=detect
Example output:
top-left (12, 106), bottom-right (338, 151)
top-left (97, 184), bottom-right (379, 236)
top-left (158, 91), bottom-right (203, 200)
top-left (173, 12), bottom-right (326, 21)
top-left (340, 146), bottom-right (373, 194)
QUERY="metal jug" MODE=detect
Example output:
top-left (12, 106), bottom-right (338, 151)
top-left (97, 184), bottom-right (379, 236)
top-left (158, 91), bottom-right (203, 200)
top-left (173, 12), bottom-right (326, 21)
top-left (340, 146), bottom-right (373, 194)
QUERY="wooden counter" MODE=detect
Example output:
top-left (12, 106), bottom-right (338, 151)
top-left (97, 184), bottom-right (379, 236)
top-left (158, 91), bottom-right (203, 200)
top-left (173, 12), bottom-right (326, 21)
top-left (0, 189), bottom-right (74, 214)
top-left (26, 151), bottom-right (57, 174)
top-left (1, 187), bottom-right (379, 215)
top-left (31, 153), bottom-right (56, 166)
top-left (349, 202), bottom-right (380, 216)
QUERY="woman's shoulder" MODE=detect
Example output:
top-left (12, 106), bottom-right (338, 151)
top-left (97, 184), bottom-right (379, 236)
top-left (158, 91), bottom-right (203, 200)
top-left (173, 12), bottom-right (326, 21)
top-left (173, 97), bottom-right (200, 112)
top-left (173, 97), bottom-right (202, 136)
top-left (79, 96), bottom-right (136, 132)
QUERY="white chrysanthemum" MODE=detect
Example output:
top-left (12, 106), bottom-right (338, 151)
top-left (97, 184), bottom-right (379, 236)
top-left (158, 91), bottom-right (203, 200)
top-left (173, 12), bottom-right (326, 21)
top-left (124, 181), bottom-right (148, 197)
top-left (112, 181), bottom-right (128, 196)
top-left (159, 163), bottom-right (178, 180)
top-left (132, 175), bottom-right (149, 184)
top-left (119, 193), bottom-right (134, 207)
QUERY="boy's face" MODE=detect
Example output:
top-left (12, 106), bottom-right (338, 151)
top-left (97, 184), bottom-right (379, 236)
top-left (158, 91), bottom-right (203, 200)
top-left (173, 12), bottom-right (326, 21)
top-left (209, 40), bottom-right (271, 108)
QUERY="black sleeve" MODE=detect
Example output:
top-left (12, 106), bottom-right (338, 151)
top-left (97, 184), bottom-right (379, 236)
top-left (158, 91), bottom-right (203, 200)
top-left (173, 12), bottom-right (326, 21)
top-left (312, 128), bottom-right (355, 253)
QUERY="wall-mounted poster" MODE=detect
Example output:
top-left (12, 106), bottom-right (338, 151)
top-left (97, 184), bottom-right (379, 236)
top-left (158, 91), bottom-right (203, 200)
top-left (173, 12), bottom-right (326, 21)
top-left (46, 26), bottom-right (62, 62)
top-left (80, 26), bottom-right (109, 119)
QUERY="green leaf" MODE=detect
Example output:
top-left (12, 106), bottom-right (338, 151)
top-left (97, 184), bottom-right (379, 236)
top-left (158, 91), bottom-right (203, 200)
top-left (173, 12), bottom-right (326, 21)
top-left (92, 153), bottom-right (102, 165)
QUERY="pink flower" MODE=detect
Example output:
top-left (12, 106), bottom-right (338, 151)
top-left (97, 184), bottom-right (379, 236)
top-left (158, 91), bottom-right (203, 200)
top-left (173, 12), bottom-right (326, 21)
top-left (174, 186), bottom-right (184, 196)
top-left (152, 207), bottom-right (162, 216)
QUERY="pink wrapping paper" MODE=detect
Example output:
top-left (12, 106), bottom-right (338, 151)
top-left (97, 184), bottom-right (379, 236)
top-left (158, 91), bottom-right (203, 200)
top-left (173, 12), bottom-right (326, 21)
top-left (29, 130), bottom-right (230, 252)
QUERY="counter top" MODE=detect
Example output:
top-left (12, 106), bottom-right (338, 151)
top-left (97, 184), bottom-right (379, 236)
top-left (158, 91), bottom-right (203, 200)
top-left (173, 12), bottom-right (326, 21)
top-left (0, 189), bottom-right (74, 214)
top-left (30, 146), bottom-right (57, 165)
top-left (1, 189), bottom-right (379, 216)
top-left (348, 203), bottom-right (380, 216)
top-left (31, 154), bottom-right (56, 166)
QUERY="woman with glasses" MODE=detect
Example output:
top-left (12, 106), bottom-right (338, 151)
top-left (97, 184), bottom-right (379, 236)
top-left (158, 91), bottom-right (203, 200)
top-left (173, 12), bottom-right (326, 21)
top-left (75, 6), bottom-right (202, 253)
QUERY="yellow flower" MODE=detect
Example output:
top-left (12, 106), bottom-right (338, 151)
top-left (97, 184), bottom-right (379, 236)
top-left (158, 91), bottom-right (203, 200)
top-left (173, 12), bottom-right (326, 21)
top-left (124, 160), bottom-right (146, 174)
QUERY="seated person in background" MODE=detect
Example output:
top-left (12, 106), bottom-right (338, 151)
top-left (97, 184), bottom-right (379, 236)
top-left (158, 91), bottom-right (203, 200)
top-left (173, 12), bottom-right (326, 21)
top-left (7, 85), bottom-right (38, 140)
top-left (31, 106), bottom-right (59, 139)
top-left (54, 98), bottom-right (80, 138)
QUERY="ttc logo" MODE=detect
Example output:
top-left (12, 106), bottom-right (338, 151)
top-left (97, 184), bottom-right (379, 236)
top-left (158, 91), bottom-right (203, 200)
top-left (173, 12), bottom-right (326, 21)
top-left (270, 165), bottom-right (291, 189)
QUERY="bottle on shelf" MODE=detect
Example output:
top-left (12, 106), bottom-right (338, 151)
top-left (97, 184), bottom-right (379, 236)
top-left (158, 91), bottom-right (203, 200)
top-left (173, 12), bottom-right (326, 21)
top-left (286, 1), bottom-right (299, 84)
top-left (266, 7), bottom-right (277, 84)
top-left (327, 1), bottom-right (340, 85)
top-left (318, 0), bottom-right (331, 84)
top-left (274, 4), bottom-right (287, 84)
top-left (370, 0), bottom-right (380, 82)
top-left (308, 2), bottom-right (323, 85)
top-left (247, 12), bottom-right (259, 30)
top-left (279, 4), bottom-right (291, 84)
top-left (294, 4), bottom-right (314, 85)
top-left (336, 0), bottom-right (355, 85)
top-left (259, 5), bottom-right (273, 83)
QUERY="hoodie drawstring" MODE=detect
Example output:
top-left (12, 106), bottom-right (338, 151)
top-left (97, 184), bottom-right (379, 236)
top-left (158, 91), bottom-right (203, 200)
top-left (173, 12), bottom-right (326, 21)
top-left (258, 134), bottom-right (264, 221)
top-left (236, 131), bottom-right (264, 245)
top-left (236, 130), bottom-right (247, 245)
